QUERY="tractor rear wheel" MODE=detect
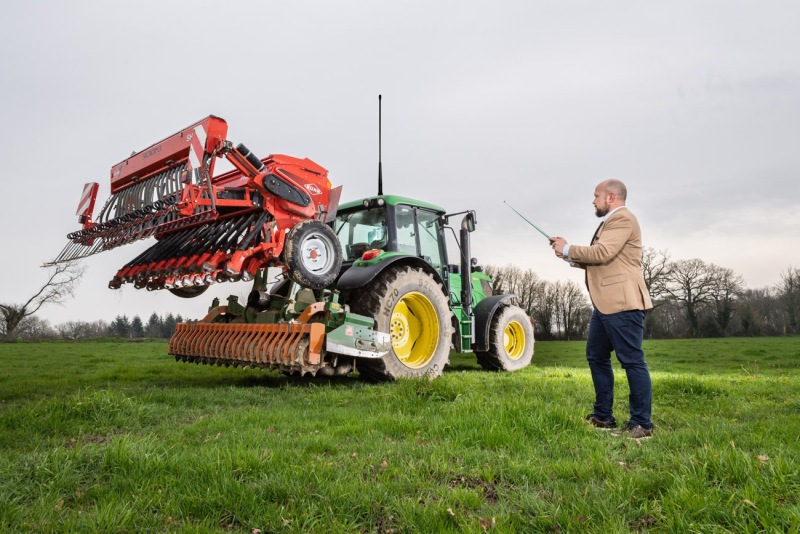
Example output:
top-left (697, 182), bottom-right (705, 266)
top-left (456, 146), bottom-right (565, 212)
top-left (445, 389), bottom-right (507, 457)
top-left (283, 220), bottom-right (343, 290)
top-left (351, 265), bottom-right (452, 381)
top-left (475, 304), bottom-right (534, 371)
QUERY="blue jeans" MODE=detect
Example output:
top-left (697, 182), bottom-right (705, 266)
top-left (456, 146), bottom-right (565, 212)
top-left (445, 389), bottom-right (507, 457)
top-left (586, 308), bottom-right (652, 428)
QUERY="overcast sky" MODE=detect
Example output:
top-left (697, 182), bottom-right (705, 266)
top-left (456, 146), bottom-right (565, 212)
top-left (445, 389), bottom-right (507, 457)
top-left (1, 1), bottom-right (799, 327)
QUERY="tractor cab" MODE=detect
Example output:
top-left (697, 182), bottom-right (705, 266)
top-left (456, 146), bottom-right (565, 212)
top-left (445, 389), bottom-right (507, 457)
top-left (333, 194), bottom-right (489, 320)
top-left (332, 195), bottom-right (447, 274)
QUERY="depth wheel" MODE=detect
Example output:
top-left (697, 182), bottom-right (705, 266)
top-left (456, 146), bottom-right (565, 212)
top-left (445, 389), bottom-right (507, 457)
top-left (283, 220), bottom-right (343, 290)
top-left (476, 304), bottom-right (534, 371)
top-left (168, 286), bottom-right (209, 299)
top-left (351, 265), bottom-right (452, 381)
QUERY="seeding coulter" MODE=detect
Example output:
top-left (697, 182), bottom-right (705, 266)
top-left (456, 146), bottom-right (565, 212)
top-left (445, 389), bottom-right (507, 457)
top-left (55, 115), bottom-right (535, 380)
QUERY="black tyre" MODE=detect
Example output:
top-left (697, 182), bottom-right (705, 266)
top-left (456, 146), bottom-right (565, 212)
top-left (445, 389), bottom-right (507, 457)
top-left (350, 265), bottom-right (452, 381)
top-left (283, 220), bottom-right (343, 290)
top-left (475, 304), bottom-right (534, 371)
top-left (168, 285), bottom-right (209, 298)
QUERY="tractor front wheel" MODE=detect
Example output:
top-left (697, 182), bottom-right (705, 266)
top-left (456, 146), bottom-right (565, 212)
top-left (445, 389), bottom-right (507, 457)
top-left (351, 265), bottom-right (453, 381)
top-left (283, 220), bottom-right (343, 290)
top-left (475, 304), bottom-right (534, 371)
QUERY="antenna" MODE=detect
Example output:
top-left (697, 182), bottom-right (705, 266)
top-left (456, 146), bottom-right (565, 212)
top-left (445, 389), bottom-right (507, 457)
top-left (378, 94), bottom-right (383, 196)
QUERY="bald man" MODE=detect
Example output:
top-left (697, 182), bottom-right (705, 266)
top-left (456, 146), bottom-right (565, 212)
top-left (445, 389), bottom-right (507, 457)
top-left (550, 180), bottom-right (654, 439)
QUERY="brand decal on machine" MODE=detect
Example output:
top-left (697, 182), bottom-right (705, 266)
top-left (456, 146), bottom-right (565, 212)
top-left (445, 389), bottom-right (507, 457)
top-left (305, 184), bottom-right (322, 195)
top-left (141, 145), bottom-right (162, 160)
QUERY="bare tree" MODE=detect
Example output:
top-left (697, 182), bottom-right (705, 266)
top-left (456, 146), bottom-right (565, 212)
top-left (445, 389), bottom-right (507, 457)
top-left (737, 288), bottom-right (781, 336)
top-left (641, 247), bottom-right (672, 303)
top-left (15, 316), bottom-right (58, 340)
top-left (554, 280), bottom-right (591, 340)
top-left (645, 300), bottom-right (685, 338)
top-left (485, 264), bottom-right (557, 338)
top-left (0, 262), bottom-right (85, 342)
top-left (778, 266), bottom-right (800, 334)
top-left (664, 258), bottom-right (716, 337)
top-left (708, 264), bottom-right (744, 334)
top-left (531, 280), bottom-right (557, 339)
top-left (57, 319), bottom-right (110, 340)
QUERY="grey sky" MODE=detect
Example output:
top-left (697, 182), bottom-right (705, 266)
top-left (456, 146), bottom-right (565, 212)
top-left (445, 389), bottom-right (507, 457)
top-left (1, 1), bottom-right (799, 326)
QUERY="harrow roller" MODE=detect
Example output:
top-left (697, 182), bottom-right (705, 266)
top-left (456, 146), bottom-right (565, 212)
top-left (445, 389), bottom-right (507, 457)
top-left (169, 321), bottom-right (326, 375)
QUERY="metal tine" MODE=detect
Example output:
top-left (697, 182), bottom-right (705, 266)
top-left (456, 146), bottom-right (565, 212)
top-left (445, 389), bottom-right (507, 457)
top-left (52, 162), bottom-right (191, 266)
top-left (116, 188), bottom-right (131, 220)
top-left (52, 240), bottom-right (84, 264)
top-left (131, 180), bottom-right (143, 212)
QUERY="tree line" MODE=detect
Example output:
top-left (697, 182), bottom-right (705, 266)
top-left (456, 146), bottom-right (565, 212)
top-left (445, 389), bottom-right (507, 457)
top-left (3, 313), bottom-right (186, 341)
top-left (0, 262), bottom-right (192, 342)
top-left (485, 252), bottom-right (799, 340)
top-left (4, 255), bottom-right (799, 342)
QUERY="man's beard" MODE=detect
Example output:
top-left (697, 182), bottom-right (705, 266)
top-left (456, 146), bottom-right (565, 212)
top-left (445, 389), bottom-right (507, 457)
top-left (595, 205), bottom-right (609, 217)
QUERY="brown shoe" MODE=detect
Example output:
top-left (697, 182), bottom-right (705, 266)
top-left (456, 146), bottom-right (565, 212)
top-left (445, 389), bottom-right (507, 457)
top-left (611, 422), bottom-right (653, 438)
top-left (628, 425), bottom-right (653, 439)
top-left (584, 414), bottom-right (617, 430)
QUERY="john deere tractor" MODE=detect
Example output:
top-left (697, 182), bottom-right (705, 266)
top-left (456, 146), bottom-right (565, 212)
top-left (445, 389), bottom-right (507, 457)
top-left (328, 194), bottom-right (534, 380)
top-left (172, 194), bottom-right (535, 381)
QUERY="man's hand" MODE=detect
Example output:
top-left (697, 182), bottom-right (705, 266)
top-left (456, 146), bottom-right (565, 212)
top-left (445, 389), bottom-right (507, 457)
top-left (550, 236), bottom-right (567, 258)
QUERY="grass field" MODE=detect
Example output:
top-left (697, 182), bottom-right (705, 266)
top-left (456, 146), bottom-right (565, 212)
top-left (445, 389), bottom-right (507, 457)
top-left (1, 337), bottom-right (799, 533)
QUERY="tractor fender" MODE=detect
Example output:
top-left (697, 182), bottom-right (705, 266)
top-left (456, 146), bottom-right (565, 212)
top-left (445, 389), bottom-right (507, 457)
top-left (337, 255), bottom-right (443, 291)
top-left (473, 294), bottom-right (517, 352)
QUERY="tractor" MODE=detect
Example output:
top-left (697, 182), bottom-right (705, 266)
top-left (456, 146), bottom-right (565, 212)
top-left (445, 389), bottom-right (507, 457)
top-left (54, 115), bottom-right (534, 380)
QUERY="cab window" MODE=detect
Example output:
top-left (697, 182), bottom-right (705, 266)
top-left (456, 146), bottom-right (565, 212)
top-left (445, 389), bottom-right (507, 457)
top-left (417, 209), bottom-right (443, 270)
top-left (394, 205), bottom-right (443, 270)
top-left (333, 207), bottom-right (387, 261)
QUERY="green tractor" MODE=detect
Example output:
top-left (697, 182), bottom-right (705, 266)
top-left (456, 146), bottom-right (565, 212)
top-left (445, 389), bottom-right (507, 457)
top-left (170, 194), bottom-right (534, 380)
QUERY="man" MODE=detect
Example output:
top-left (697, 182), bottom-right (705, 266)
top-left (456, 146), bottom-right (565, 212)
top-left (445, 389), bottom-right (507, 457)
top-left (550, 179), bottom-right (654, 439)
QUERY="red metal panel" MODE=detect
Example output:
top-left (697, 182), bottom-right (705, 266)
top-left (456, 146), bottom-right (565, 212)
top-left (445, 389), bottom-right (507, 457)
top-left (109, 116), bottom-right (228, 194)
top-left (76, 182), bottom-right (99, 219)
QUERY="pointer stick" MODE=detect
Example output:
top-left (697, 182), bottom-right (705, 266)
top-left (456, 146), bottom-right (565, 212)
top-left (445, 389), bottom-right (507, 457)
top-left (504, 201), bottom-right (551, 240)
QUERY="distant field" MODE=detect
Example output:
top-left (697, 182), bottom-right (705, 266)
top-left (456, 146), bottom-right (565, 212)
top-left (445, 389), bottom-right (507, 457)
top-left (1, 337), bottom-right (799, 533)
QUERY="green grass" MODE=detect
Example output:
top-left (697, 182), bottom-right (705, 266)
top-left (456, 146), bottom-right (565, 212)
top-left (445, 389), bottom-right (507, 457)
top-left (1, 337), bottom-right (799, 533)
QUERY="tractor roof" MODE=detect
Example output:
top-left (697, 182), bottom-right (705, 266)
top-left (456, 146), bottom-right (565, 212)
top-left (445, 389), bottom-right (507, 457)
top-left (339, 195), bottom-right (446, 214)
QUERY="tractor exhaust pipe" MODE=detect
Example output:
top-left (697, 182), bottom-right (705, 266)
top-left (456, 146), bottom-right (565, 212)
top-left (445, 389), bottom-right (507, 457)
top-left (460, 212), bottom-right (476, 317)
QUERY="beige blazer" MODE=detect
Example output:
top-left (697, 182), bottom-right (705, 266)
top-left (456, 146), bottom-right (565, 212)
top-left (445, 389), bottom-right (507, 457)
top-left (567, 207), bottom-right (653, 314)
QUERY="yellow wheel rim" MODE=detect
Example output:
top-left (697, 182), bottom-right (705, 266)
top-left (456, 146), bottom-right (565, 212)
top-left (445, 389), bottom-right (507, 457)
top-left (390, 291), bottom-right (440, 368)
top-left (503, 320), bottom-right (526, 360)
